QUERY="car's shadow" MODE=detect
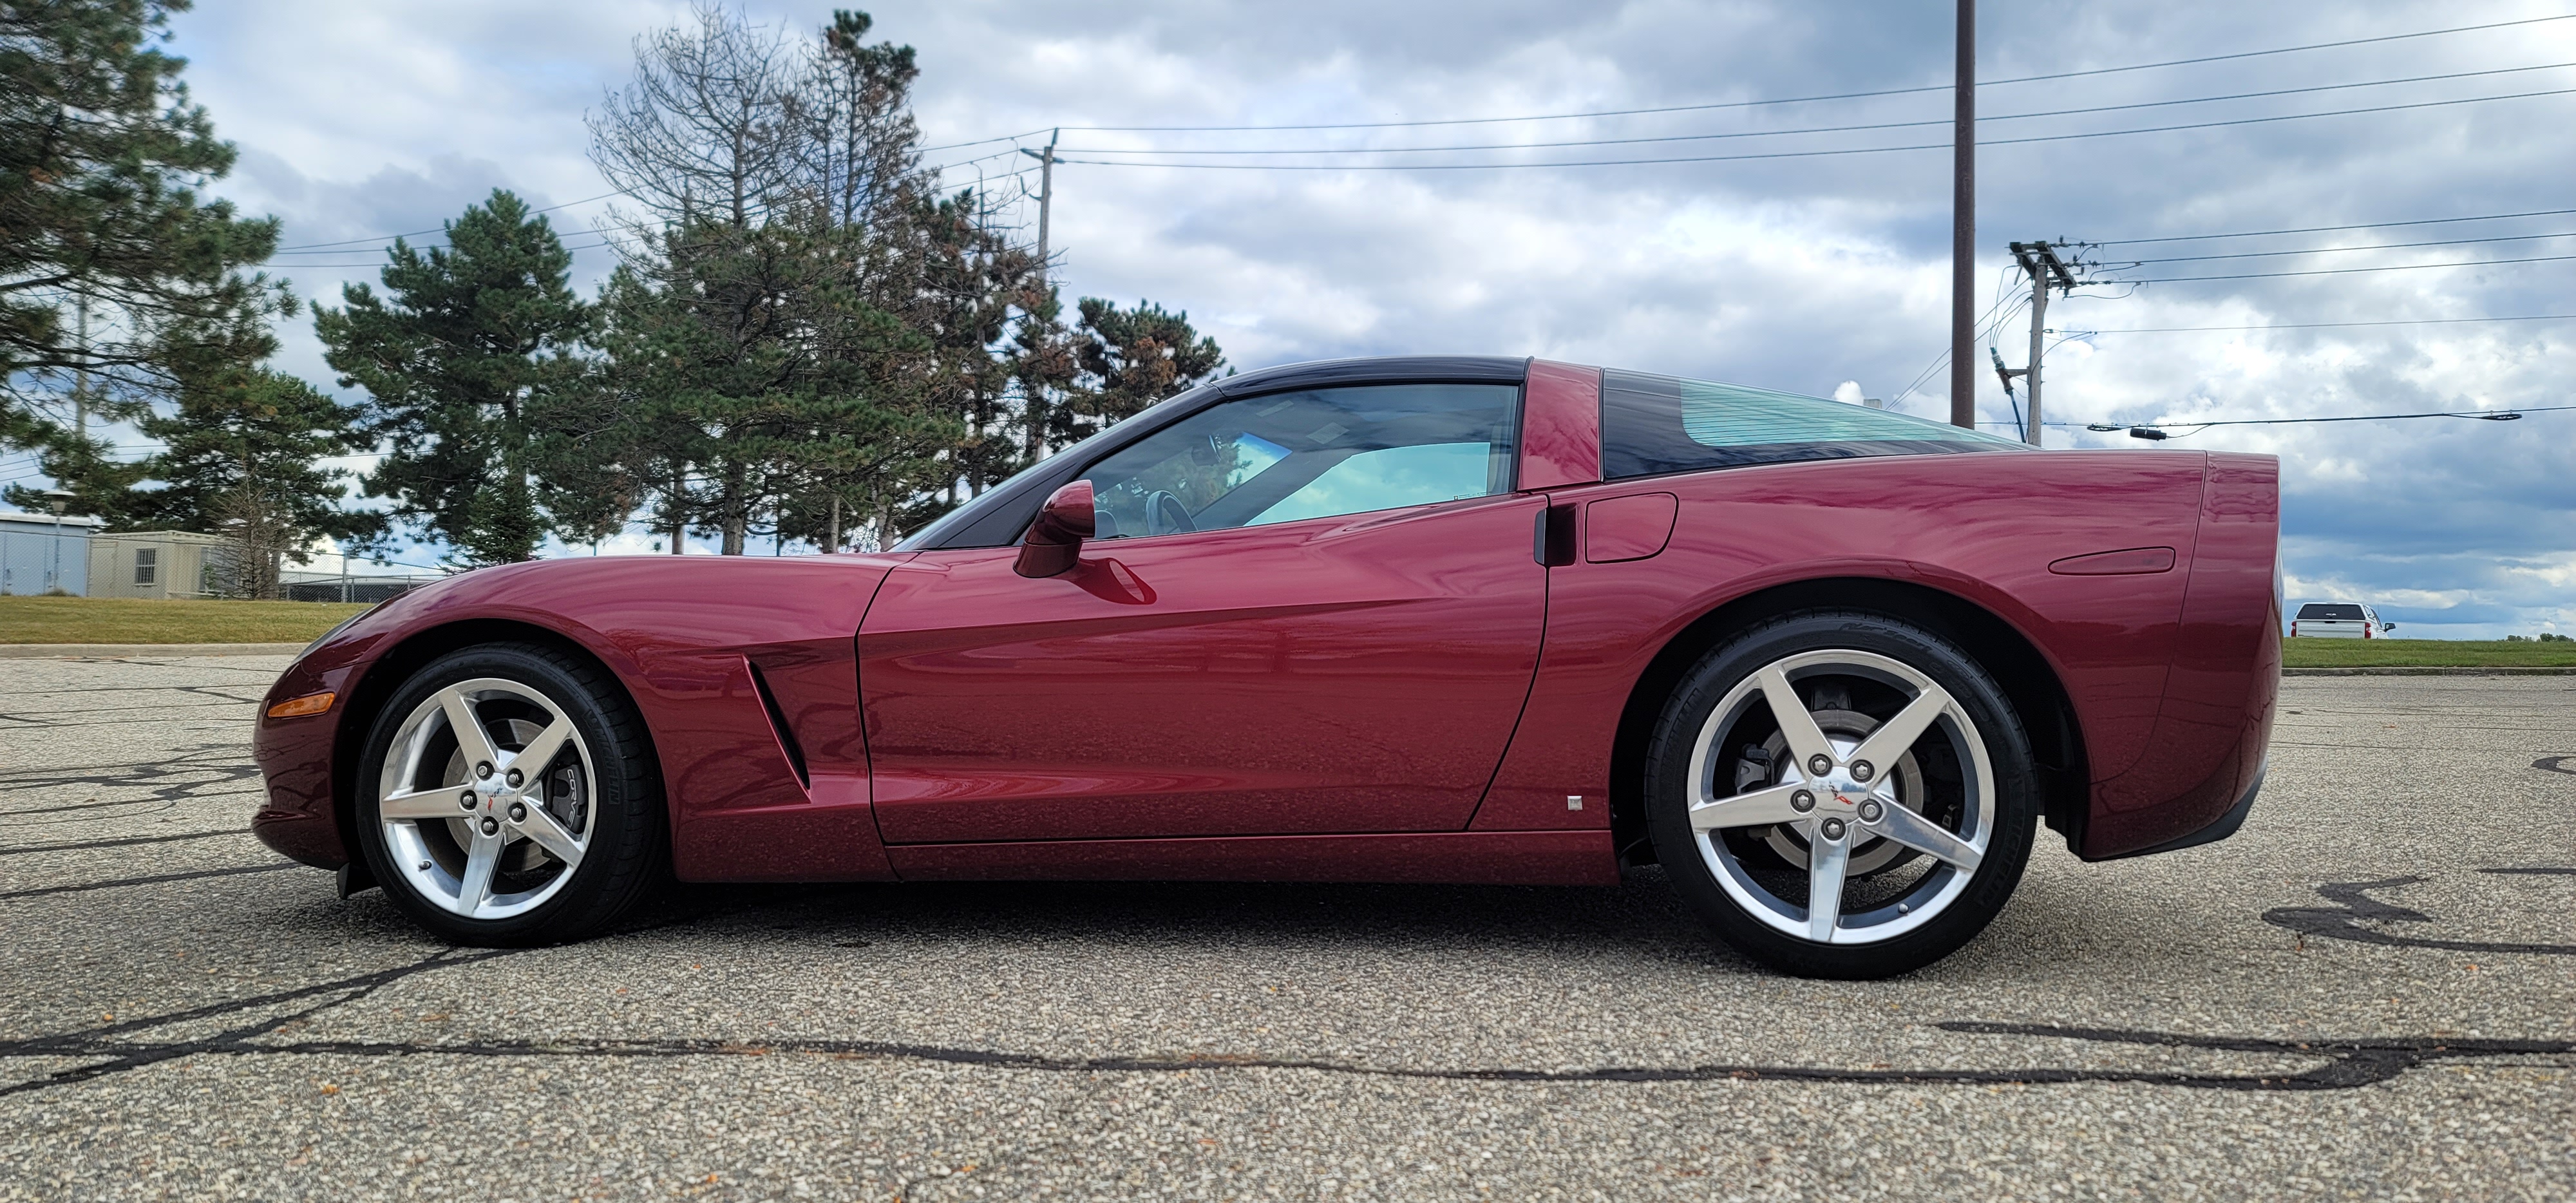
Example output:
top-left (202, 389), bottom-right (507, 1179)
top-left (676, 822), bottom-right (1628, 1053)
top-left (301, 863), bottom-right (1738, 967)
top-left (640, 866), bottom-right (1719, 958)
top-left (293, 860), bottom-right (2206, 981)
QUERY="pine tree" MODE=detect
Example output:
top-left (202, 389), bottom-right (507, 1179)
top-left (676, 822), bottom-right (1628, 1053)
top-left (1069, 298), bottom-right (1229, 428)
top-left (4, 359), bottom-right (381, 596)
top-left (2, 0), bottom-right (286, 442)
top-left (122, 366), bottom-right (373, 542)
top-left (314, 190), bottom-right (591, 565)
top-left (580, 7), bottom-right (1223, 550)
top-left (597, 216), bottom-right (936, 554)
top-left (140, 366), bottom-right (378, 597)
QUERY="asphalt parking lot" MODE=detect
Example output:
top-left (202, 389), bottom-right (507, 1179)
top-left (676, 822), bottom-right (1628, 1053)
top-left (1, 655), bottom-right (2570, 1200)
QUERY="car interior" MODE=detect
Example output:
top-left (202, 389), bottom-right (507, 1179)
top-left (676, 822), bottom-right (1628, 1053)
top-left (1079, 383), bottom-right (1521, 539)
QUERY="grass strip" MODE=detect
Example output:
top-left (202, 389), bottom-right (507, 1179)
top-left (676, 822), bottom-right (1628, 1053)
top-left (0, 596), bottom-right (372, 645)
top-left (2282, 638), bottom-right (2576, 668)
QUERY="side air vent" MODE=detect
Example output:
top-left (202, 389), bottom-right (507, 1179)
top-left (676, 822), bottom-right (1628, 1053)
top-left (744, 659), bottom-right (810, 788)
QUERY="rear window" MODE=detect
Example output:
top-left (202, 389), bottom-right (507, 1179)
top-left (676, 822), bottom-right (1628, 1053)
top-left (1602, 370), bottom-right (2021, 480)
top-left (2297, 604), bottom-right (2367, 620)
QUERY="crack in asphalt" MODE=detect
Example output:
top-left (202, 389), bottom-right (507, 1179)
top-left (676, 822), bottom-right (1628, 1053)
top-left (0, 862), bottom-right (296, 900)
top-left (0, 829), bottom-right (240, 857)
top-left (1, 939), bottom-right (2564, 1096)
top-left (5, 1016), bottom-right (2562, 1096)
top-left (0, 690), bottom-right (262, 717)
top-left (0, 747), bottom-right (265, 826)
top-left (0, 744), bottom-right (243, 777)
top-left (2260, 873), bottom-right (2576, 956)
top-left (0, 949), bottom-right (502, 1097)
top-left (1929, 1024), bottom-right (2574, 1090)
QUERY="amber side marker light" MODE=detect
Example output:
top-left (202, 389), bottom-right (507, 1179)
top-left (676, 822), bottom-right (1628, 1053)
top-left (266, 692), bottom-right (335, 719)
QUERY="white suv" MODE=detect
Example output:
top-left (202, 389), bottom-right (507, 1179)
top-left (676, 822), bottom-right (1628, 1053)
top-left (2292, 602), bottom-right (2396, 639)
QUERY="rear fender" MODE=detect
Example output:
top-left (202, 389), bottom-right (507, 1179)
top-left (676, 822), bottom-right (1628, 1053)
top-left (2083, 453), bottom-right (2281, 857)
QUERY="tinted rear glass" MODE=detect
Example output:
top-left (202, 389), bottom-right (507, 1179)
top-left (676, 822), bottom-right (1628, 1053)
top-left (2297, 603), bottom-right (2367, 620)
top-left (1602, 370), bottom-right (2021, 480)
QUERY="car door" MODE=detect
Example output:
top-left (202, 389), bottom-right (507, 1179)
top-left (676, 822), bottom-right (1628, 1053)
top-left (858, 380), bottom-right (1547, 844)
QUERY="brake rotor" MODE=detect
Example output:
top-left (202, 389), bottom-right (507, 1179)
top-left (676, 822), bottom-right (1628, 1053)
top-left (439, 716), bottom-right (580, 875)
top-left (1731, 708), bottom-right (1926, 875)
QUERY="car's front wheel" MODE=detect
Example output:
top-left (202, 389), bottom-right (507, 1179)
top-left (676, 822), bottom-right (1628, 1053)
top-left (354, 642), bottom-right (664, 945)
top-left (1644, 611), bottom-right (2040, 979)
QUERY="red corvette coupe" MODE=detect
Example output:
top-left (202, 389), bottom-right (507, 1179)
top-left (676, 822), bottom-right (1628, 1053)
top-left (252, 356), bottom-right (2278, 978)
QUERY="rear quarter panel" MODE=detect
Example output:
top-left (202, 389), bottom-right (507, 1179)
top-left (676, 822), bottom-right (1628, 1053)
top-left (1474, 449), bottom-right (2235, 858)
top-left (2085, 452), bottom-right (2280, 854)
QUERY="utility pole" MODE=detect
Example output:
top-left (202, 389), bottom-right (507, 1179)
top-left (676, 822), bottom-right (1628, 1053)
top-left (1948, 1), bottom-right (1977, 430)
top-left (1999, 241), bottom-right (2079, 446)
top-left (1019, 129), bottom-right (1062, 465)
top-left (73, 295), bottom-right (90, 441)
top-left (1020, 129), bottom-right (1060, 289)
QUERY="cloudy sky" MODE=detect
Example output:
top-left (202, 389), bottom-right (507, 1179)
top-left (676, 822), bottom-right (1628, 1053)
top-left (118, 1), bottom-right (2576, 633)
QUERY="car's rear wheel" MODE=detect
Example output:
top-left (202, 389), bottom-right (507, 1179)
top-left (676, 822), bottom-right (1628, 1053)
top-left (355, 643), bottom-right (664, 945)
top-left (1644, 611), bottom-right (2040, 979)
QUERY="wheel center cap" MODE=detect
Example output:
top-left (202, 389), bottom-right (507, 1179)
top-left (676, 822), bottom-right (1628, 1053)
top-left (1817, 775), bottom-right (1868, 805)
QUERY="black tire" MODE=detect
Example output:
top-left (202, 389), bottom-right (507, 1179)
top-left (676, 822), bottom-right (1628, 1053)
top-left (354, 642), bottom-right (665, 945)
top-left (1644, 611), bottom-right (2039, 979)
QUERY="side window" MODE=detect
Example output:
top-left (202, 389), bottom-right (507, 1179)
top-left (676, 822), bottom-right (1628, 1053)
top-left (1081, 383), bottom-right (1519, 539)
top-left (1602, 370), bottom-right (2021, 480)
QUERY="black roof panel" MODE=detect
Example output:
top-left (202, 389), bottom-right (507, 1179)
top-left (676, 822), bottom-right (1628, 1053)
top-left (1216, 355), bottom-right (1530, 396)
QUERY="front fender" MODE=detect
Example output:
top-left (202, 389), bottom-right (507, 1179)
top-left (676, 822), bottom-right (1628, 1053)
top-left (251, 554), bottom-right (913, 880)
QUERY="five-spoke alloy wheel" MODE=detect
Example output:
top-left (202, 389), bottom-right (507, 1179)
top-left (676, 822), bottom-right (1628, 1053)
top-left (355, 643), bottom-right (664, 945)
top-left (1646, 611), bottom-right (2040, 978)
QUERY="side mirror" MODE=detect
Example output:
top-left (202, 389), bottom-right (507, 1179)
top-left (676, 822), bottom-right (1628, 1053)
top-left (2382, 622), bottom-right (2398, 632)
top-left (1015, 481), bottom-right (1095, 578)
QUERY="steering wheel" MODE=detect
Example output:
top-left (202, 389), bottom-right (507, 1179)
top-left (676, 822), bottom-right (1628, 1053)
top-left (1143, 490), bottom-right (1197, 536)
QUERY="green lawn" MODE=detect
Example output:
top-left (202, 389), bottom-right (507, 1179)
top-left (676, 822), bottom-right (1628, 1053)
top-left (2282, 637), bottom-right (2576, 668)
top-left (0, 596), bottom-right (372, 644)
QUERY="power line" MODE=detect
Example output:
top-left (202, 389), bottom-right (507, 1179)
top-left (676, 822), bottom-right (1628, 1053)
top-left (274, 160), bottom-right (1029, 267)
top-left (269, 236), bottom-right (621, 260)
top-left (1056, 86), bottom-right (2576, 170)
top-left (1060, 14), bottom-right (2576, 133)
top-left (270, 140), bottom-right (1043, 258)
top-left (2078, 404), bottom-right (2576, 434)
top-left (2121, 251), bottom-right (2576, 283)
top-left (1891, 303), bottom-right (2576, 406)
top-left (915, 128), bottom-right (1051, 154)
top-left (272, 189), bottom-right (633, 251)
top-left (2095, 206), bottom-right (2576, 245)
top-left (2128, 229), bottom-right (2576, 265)
top-left (266, 238), bottom-right (622, 269)
top-left (1890, 266), bottom-right (2034, 406)
top-left (2074, 314), bottom-right (2576, 333)
top-left (1057, 60), bottom-right (2576, 157)
top-left (924, 146), bottom-right (1032, 174)
top-left (264, 160), bottom-right (1037, 267)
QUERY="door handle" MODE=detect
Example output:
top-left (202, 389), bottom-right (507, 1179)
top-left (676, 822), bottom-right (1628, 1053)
top-left (1533, 503), bottom-right (1578, 566)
